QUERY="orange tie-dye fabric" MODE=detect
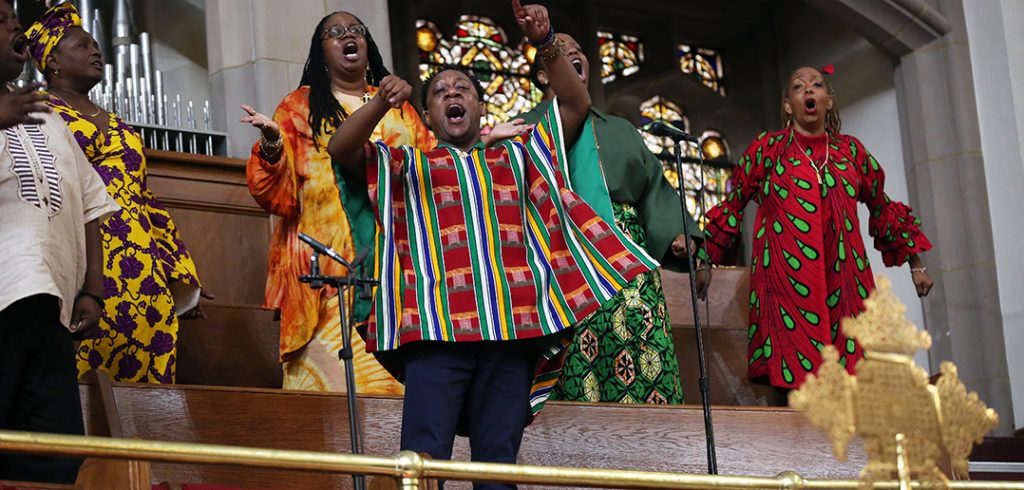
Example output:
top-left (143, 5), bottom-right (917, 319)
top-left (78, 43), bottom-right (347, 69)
top-left (246, 86), bottom-right (433, 394)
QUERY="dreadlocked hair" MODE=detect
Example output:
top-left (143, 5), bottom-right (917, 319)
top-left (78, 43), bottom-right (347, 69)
top-left (420, 66), bottom-right (485, 110)
top-left (780, 68), bottom-right (842, 134)
top-left (300, 11), bottom-right (391, 149)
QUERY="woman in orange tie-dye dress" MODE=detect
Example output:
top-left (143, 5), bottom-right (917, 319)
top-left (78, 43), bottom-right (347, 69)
top-left (242, 11), bottom-right (433, 394)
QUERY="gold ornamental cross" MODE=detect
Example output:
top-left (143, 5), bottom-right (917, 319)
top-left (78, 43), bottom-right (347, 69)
top-left (789, 276), bottom-right (998, 487)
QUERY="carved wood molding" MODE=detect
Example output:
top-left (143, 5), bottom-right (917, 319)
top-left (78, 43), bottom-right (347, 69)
top-left (142, 149), bottom-right (269, 216)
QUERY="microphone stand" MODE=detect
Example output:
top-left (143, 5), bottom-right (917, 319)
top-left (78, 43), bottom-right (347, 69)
top-left (299, 250), bottom-right (379, 490)
top-left (671, 139), bottom-right (718, 474)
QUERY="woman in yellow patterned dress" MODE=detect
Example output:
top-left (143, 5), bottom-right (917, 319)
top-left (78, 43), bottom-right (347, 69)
top-left (26, 4), bottom-right (205, 383)
top-left (241, 11), bottom-right (433, 394)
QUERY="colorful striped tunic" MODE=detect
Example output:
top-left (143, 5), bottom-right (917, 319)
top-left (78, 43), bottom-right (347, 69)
top-left (363, 104), bottom-right (657, 411)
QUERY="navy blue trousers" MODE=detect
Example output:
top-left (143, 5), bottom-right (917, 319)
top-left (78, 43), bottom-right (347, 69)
top-left (0, 295), bottom-right (85, 484)
top-left (399, 340), bottom-right (536, 490)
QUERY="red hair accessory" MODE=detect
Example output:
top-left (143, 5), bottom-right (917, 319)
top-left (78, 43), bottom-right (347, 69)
top-left (821, 63), bottom-right (835, 75)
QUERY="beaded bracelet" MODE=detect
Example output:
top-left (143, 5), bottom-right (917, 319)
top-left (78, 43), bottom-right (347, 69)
top-left (910, 266), bottom-right (927, 273)
top-left (260, 132), bottom-right (283, 158)
top-left (537, 37), bottom-right (564, 62)
top-left (531, 26), bottom-right (556, 49)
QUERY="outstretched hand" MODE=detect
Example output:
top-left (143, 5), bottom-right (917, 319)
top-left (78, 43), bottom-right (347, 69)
top-left (239, 104), bottom-right (280, 141)
top-left (0, 83), bottom-right (50, 129)
top-left (376, 75), bottom-right (412, 109)
top-left (180, 289), bottom-right (216, 320)
top-left (513, 0), bottom-right (551, 43)
top-left (484, 118), bottom-right (534, 146)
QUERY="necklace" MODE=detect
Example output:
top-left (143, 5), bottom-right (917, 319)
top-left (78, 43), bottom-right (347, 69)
top-left (791, 129), bottom-right (830, 185)
top-left (50, 88), bottom-right (102, 118)
top-left (332, 88), bottom-right (373, 106)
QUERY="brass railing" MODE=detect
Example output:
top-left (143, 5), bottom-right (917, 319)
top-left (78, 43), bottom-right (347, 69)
top-left (1, 430), bottom-right (1023, 489)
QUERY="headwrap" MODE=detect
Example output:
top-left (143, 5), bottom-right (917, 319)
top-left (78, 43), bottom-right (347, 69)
top-left (25, 2), bottom-right (82, 72)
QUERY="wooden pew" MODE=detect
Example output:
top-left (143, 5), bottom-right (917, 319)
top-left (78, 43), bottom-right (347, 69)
top-left (145, 150), bottom-right (282, 391)
top-left (75, 373), bottom-right (152, 490)
top-left (80, 381), bottom-right (866, 490)
top-left (0, 482), bottom-right (81, 490)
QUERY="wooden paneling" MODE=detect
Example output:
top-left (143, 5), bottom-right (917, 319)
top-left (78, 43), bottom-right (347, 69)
top-left (176, 304), bottom-right (281, 389)
top-left (144, 150), bottom-right (270, 307)
top-left (661, 268), bottom-right (783, 406)
top-left (662, 267), bottom-right (749, 329)
top-left (82, 382), bottom-right (866, 490)
top-left (142, 150), bottom-right (279, 388)
top-left (75, 459), bottom-right (151, 490)
top-left (156, 207), bottom-right (270, 307)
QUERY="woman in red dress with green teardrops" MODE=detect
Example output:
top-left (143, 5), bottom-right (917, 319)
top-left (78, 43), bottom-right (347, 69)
top-left (696, 66), bottom-right (935, 390)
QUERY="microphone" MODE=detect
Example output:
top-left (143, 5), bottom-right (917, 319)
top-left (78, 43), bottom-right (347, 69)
top-left (645, 121), bottom-right (700, 144)
top-left (298, 232), bottom-right (352, 269)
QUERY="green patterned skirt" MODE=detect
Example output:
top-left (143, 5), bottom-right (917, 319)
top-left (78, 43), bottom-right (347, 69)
top-left (550, 203), bottom-right (684, 404)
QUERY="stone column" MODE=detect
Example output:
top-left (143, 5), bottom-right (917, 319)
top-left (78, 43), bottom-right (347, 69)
top-left (961, 0), bottom-right (1024, 433)
top-left (894, 0), bottom-right (1014, 433)
top-left (205, 0), bottom-right (394, 158)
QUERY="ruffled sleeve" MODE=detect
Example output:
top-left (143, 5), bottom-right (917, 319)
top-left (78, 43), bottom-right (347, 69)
top-left (245, 90), bottom-right (310, 219)
top-left (851, 136), bottom-right (932, 266)
top-left (700, 131), bottom-right (777, 263)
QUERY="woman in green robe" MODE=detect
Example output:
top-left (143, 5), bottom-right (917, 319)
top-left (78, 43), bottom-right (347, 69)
top-left (518, 33), bottom-right (700, 404)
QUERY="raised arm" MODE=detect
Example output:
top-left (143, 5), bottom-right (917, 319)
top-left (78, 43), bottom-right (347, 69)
top-left (328, 75), bottom-right (412, 177)
top-left (242, 98), bottom-right (301, 218)
top-left (513, 0), bottom-right (590, 140)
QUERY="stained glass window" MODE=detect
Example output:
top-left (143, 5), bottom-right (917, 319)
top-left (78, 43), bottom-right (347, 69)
top-left (417, 16), bottom-right (542, 128)
top-left (597, 30), bottom-right (643, 83)
top-left (639, 96), bottom-right (693, 160)
top-left (700, 130), bottom-right (730, 162)
top-left (678, 44), bottom-right (725, 96)
top-left (639, 96), bottom-right (732, 227)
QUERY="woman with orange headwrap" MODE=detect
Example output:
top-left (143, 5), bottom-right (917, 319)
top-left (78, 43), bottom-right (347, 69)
top-left (26, 3), bottom-right (206, 383)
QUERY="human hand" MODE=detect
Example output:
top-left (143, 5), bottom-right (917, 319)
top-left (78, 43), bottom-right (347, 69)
top-left (484, 118), bottom-right (533, 146)
top-left (670, 234), bottom-right (697, 258)
top-left (180, 289), bottom-right (215, 320)
top-left (239, 104), bottom-right (281, 141)
top-left (513, 0), bottom-right (551, 44)
top-left (912, 269), bottom-right (933, 297)
top-left (694, 267), bottom-right (711, 300)
top-left (69, 293), bottom-right (102, 339)
top-left (0, 83), bottom-right (50, 129)
top-left (377, 75), bottom-right (412, 109)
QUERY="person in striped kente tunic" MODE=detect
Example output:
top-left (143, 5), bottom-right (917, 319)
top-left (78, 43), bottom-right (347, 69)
top-left (328, 1), bottom-right (657, 486)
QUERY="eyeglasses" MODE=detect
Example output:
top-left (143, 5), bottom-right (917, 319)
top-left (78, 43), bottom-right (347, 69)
top-left (323, 24), bottom-right (368, 39)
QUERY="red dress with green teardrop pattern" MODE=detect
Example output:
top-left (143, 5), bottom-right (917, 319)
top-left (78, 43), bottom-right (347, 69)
top-left (701, 130), bottom-right (931, 389)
